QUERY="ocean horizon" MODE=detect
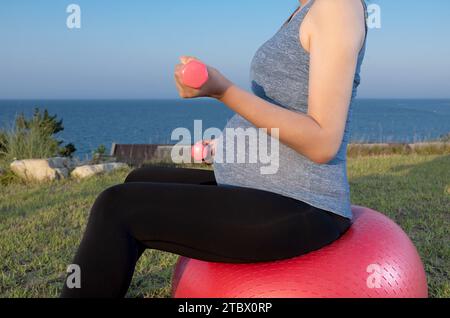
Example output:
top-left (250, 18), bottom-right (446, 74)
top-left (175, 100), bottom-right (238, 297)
top-left (1, 98), bottom-right (450, 158)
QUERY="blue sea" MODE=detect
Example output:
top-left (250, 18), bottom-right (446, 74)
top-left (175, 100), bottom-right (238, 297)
top-left (1, 99), bottom-right (449, 158)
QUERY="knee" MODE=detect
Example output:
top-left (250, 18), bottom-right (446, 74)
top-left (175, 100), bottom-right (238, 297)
top-left (89, 184), bottom-right (127, 223)
top-left (124, 168), bottom-right (145, 183)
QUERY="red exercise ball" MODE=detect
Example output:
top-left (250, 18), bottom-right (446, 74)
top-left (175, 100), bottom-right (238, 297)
top-left (172, 206), bottom-right (428, 298)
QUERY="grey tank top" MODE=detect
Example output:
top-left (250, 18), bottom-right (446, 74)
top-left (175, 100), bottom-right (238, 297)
top-left (213, 0), bottom-right (367, 219)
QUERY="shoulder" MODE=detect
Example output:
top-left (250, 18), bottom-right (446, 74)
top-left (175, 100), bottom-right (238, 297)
top-left (306, 0), bottom-right (366, 49)
top-left (310, 0), bottom-right (366, 21)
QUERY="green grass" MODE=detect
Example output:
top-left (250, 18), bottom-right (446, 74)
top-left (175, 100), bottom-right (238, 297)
top-left (348, 142), bottom-right (450, 157)
top-left (0, 155), bottom-right (449, 298)
top-left (348, 154), bottom-right (450, 298)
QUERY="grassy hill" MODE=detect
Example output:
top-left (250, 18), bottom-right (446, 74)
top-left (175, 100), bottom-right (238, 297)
top-left (0, 154), bottom-right (449, 298)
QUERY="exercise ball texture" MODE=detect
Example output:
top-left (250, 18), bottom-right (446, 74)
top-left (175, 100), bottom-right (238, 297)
top-left (172, 206), bottom-right (428, 298)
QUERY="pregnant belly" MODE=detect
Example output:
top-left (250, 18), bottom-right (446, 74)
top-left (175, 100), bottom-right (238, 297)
top-left (213, 114), bottom-right (313, 193)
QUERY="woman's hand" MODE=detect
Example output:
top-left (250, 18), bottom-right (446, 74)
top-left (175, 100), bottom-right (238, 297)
top-left (174, 56), bottom-right (233, 100)
top-left (203, 139), bottom-right (217, 164)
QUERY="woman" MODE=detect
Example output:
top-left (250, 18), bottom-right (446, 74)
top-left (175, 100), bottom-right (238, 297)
top-left (62, 0), bottom-right (367, 298)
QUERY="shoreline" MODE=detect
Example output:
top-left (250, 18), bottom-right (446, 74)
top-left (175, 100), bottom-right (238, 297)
top-left (108, 142), bottom-right (450, 167)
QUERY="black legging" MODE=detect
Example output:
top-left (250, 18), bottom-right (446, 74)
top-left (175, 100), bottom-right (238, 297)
top-left (61, 167), bottom-right (351, 298)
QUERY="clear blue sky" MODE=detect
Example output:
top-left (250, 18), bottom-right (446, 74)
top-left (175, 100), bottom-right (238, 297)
top-left (0, 0), bottom-right (449, 99)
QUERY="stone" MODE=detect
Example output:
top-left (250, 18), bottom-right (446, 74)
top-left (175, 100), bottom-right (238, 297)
top-left (10, 157), bottom-right (74, 182)
top-left (71, 163), bottom-right (128, 180)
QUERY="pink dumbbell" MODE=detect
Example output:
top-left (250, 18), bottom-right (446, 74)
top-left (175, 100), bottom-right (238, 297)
top-left (181, 60), bottom-right (209, 89)
top-left (191, 141), bottom-right (215, 163)
top-left (191, 141), bottom-right (208, 162)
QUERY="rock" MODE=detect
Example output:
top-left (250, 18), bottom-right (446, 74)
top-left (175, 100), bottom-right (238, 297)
top-left (55, 168), bottom-right (70, 179)
top-left (71, 163), bottom-right (128, 180)
top-left (10, 157), bottom-right (74, 182)
top-left (48, 157), bottom-right (77, 170)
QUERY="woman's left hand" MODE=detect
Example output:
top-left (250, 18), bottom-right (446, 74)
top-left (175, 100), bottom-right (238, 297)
top-left (174, 56), bottom-right (233, 100)
top-left (202, 139), bottom-right (217, 164)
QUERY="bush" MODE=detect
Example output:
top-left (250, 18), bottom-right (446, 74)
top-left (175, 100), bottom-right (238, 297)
top-left (440, 132), bottom-right (450, 142)
top-left (93, 144), bottom-right (107, 157)
top-left (0, 130), bottom-right (7, 154)
top-left (0, 167), bottom-right (18, 186)
top-left (0, 108), bottom-right (76, 163)
top-left (90, 144), bottom-right (108, 164)
top-left (59, 143), bottom-right (77, 157)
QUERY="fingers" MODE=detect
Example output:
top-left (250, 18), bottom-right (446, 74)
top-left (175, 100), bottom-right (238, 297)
top-left (174, 64), bottom-right (183, 81)
top-left (174, 77), bottom-right (184, 96)
top-left (174, 64), bottom-right (190, 98)
top-left (202, 140), bottom-right (217, 158)
top-left (180, 56), bottom-right (199, 65)
top-left (174, 56), bottom-right (203, 99)
top-left (174, 63), bottom-right (182, 74)
top-left (203, 143), bottom-right (216, 165)
top-left (174, 74), bottom-right (198, 99)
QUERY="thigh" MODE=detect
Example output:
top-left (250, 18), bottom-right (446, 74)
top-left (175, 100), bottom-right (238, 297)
top-left (124, 167), bottom-right (217, 185)
top-left (104, 182), bottom-right (346, 263)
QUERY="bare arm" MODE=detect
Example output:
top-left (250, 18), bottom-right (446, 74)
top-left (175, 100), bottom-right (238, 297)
top-left (175, 0), bottom-right (366, 164)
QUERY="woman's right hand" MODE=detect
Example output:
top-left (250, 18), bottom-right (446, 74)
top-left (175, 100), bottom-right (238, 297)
top-left (175, 57), bottom-right (233, 100)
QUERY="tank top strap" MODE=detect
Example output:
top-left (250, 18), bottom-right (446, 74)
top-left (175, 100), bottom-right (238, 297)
top-left (288, 0), bottom-right (315, 27)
